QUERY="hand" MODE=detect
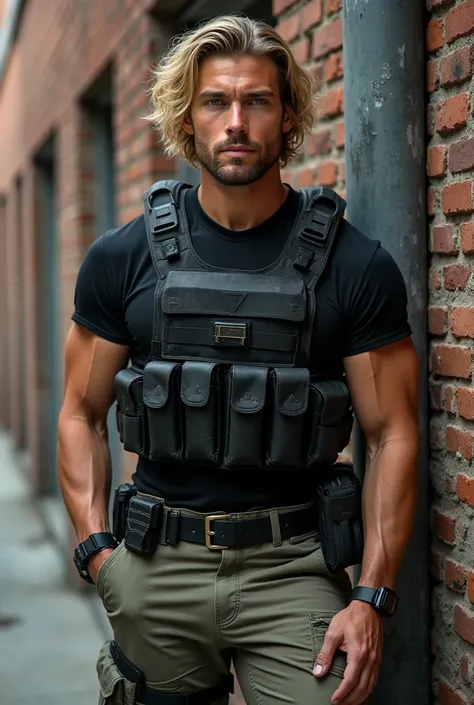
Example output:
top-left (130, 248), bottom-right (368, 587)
top-left (88, 548), bottom-right (115, 584)
top-left (313, 600), bottom-right (383, 705)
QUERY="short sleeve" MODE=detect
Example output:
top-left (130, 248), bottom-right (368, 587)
top-left (342, 244), bottom-right (412, 357)
top-left (71, 234), bottom-right (132, 345)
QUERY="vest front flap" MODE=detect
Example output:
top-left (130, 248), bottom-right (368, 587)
top-left (143, 361), bottom-right (181, 409)
top-left (161, 270), bottom-right (306, 322)
top-left (272, 367), bottom-right (310, 416)
top-left (230, 365), bottom-right (267, 413)
top-left (180, 361), bottom-right (218, 407)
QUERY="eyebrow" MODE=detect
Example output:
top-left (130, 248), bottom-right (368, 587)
top-left (199, 88), bottom-right (275, 99)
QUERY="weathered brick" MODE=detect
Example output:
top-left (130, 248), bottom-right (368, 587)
top-left (298, 168), bottom-right (315, 188)
top-left (428, 186), bottom-right (437, 216)
top-left (317, 86), bottom-right (344, 118)
top-left (431, 224), bottom-right (456, 253)
top-left (427, 145), bottom-right (446, 177)
top-left (449, 138), bottom-right (474, 174)
top-left (445, 559), bottom-right (467, 594)
top-left (272, 0), bottom-right (298, 15)
top-left (446, 0), bottom-right (474, 43)
top-left (430, 382), bottom-right (444, 410)
top-left (277, 14), bottom-right (299, 42)
top-left (427, 0), bottom-right (455, 9)
top-left (451, 307), bottom-right (474, 338)
top-left (292, 37), bottom-right (310, 64)
top-left (443, 264), bottom-right (471, 291)
top-left (446, 426), bottom-right (473, 460)
top-left (456, 389), bottom-right (474, 422)
top-left (427, 17), bottom-right (444, 53)
top-left (428, 306), bottom-right (447, 335)
top-left (460, 652), bottom-right (473, 685)
top-left (438, 680), bottom-right (467, 705)
top-left (427, 59), bottom-right (439, 93)
top-left (454, 604), bottom-right (474, 646)
top-left (431, 343), bottom-right (471, 378)
top-left (431, 548), bottom-right (444, 582)
top-left (433, 507), bottom-right (456, 545)
top-left (436, 93), bottom-right (470, 133)
top-left (468, 573), bottom-right (474, 605)
top-left (442, 181), bottom-right (473, 215)
top-left (324, 51), bottom-right (343, 83)
top-left (327, 0), bottom-right (342, 13)
top-left (430, 267), bottom-right (442, 290)
top-left (302, 0), bottom-right (322, 31)
top-left (445, 385), bottom-right (455, 413)
top-left (440, 46), bottom-right (472, 87)
top-left (461, 222), bottom-right (474, 252)
top-left (312, 18), bottom-right (342, 59)
top-left (334, 120), bottom-right (345, 148)
top-left (317, 161), bottom-right (338, 187)
top-left (457, 473), bottom-right (474, 505)
top-left (307, 129), bottom-right (332, 157)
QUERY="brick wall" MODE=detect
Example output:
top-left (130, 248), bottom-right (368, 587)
top-left (427, 0), bottom-right (474, 702)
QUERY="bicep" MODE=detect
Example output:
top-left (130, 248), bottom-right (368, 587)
top-left (61, 322), bottom-right (130, 424)
top-left (343, 337), bottom-right (419, 449)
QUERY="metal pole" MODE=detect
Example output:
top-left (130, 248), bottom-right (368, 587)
top-left (342, 2), bottom-right (430, 704)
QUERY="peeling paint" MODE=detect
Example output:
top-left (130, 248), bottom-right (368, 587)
top-left (370, 63), bottom-right (392, 109)
top-left (345, 0), bottom-right (370, 10)
top-left (406, 122), bottom-right (422, 162)
top-left (398, 45), bottom-right (406, 69)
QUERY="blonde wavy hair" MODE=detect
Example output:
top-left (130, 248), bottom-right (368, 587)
top-left (145, 14), bottom-right (316, 168)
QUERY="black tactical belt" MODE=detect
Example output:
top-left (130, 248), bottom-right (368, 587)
top-left (163, 503), bottom-right (319, 549)
top-left (111, 640), bottom-right (234, 705)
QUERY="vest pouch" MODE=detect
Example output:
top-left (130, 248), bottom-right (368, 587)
top-left (114, 369), bottom-right (146, 455)
top-left (143, 361), bottom-right (183, 461)
top-left (224, 365), bottom-right (268, 468)
top-left (266, 368), bottom-right (310, 468)
top-left (181, 361), bottom-right (221, 465)
top-left (307, 380), bottom-right (351, 465)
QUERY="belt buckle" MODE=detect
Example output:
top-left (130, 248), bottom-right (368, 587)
top-left (205, 513), bottom-right (231, 550)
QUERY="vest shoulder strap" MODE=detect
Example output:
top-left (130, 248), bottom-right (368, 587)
top-left (291, 186), bottom-right (346, 290)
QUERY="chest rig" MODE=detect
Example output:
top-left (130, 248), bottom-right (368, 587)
top-left (114, 180), bottom-right (353, 471)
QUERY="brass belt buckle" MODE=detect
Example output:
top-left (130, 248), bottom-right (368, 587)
top-left (205, 513), bottom-right (231, 550)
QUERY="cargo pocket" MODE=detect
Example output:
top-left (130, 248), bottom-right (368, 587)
top-left (266, 367), bottom-right (310, 468)
top-left (224, 365), bottom-right (268, 468)
top-left (307, 381), bottom-right (352, 465)
top-left (96, 641), bottom-right (137, 704)
top-left (113, 369), bottom-right (145, 455)
top-left (181, 361), bottom-right (221, 464)
top-left (143, 361), bottom-right (183, 461)
top-left (309, 613), bottom-right (347, 679)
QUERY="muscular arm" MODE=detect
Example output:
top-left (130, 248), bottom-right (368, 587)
top-left (57, 322), bottom-right (130, 543)
top-left (343, 337), bottom-right (420, 589)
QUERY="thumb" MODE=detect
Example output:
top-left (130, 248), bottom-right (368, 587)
top-left (313, 631), bottom-right (338, 677)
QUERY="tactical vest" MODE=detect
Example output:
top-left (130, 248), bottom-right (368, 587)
top-left (113, 180), bottom-right (353, 471)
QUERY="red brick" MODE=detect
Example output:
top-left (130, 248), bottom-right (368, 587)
top-left (461, 222), bottom-right (474, 252)
top-left (431, 224), bottom-right (456, 253)
top-left (317, 86), bottom-right (344, 118)
top-left (292, 37), bottom-right (310, 64)
top-left (451, 308), bottom-right (474, 338)
top-left (317, 161), bottom-right (337, 187)
top-left (334, 121), bottom-right (345, 148)
top-left (445, 559), bottom-right (467, 594)
top-left (446, 0), bottom-right (474, 43)
top-left (446, 385), bottom-right (455, 413)
top-left (428, 186), bottom-right (437, 216)
top-left (427, 0), bottom-right (455, 9)
top-left (442, 181), bottom-right (473, 215)
top-left (427, 145), bottom-right (446, 177)
top-left (324, 51), bottom-right (343, 83)
top-left (457, 473), bottom-right (474, 505)
top-left (307, 129), bottom-right (332, 157)
top-left (427, 59), bottom-right (439, 93)
top-left (438, 680), bottom-right (467, 705)
top-left (436, 93), bottom-right (470, 133)
top-left (455, 604), bottom-right (474, 646)
top-left (277, 14), bottom-right (299, 42)
top-left (468, 573), bottom-right (474, 604)
top-left (340, 161), bottom-right (345, 183)
top-left (428, 306), bottom-right (447, 335)
top-left (430, 267), bottom-right (442, 290)
top-left (298, 168), bottom-right (315, 188)
top-left (430, 549), bottom-right (444, 581)
top-left (427, 103), bottom-right (435, 137)
top-left (440, 46), bottom-right (472, 87)
top-left (431, 344), bottom-right (471, 378)
top-left (430, 382), bottom-right (444, 410)
top-left (327, 0), bottom-right (342, 13)
top-left (302, 0), bottom-right (322, 31)
top-left (272, 0), bottom-right (298, 15)
top-left (456, 389), bottom-right (474, 422)
top-left (449, 138), bottom-right (474, 174)
top-left (433, 507), bottom-right (456, 544)
top-left (443, 264), bottom-right (471, 291)
top-left (460, 653), bottom-right (473, 684)
top-left (447, 426), bottom-right (473, 460)
top-left (427, 17), bottom-right (444, 53)
top-left (312, 18), bottom-right (342, 59)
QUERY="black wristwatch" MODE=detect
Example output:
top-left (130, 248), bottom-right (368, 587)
top-left (73, 532), bottom-right (118, 584)
top-left (350, 586), bottom-right (398, 618)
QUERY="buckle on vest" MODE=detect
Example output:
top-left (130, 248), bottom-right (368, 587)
top-left (300, 210), bottom-right (332, 245)
top-left (152, 202), bottom-right (178, 234)
top-left (213, 322), bottom-right (249, 347)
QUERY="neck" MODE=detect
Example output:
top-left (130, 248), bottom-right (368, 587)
top-left (197, 165), bottom-right (288, 231)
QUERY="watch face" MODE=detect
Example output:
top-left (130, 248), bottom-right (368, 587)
top-left (375, 588), bottom-right (398, 615)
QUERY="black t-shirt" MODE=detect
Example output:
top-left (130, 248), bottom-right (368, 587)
top-left (72, 185), bottom-right (411, 512)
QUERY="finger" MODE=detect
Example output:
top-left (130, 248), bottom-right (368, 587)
top-left (340, 665), bottom-right (372, 705)
top-left (313, 629), bottom-right (342, 677)
top-left (330, 652), bottom-right (364, 704)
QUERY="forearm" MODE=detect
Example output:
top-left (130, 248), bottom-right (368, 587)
top-left (357, 436), bottom-right (418, 590)
top-left (58, 412), bottom-right (112, 543)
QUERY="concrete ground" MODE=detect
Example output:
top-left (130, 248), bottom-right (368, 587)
top-left (0, 432), bottom-right (108, 705)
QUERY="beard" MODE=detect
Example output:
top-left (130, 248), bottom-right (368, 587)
top-left (193, 134), bottom-right (282, 186)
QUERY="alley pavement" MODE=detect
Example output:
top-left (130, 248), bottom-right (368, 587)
top-left (0, 431), bottom-right (107, 705)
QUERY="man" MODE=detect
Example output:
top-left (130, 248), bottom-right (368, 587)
top-left (58, 14), bottom-right (419, 705)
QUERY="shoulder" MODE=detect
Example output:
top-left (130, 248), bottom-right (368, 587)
top-left (332, 218), bottom-right (382, 273)
top-left (99, 213), bottom-right (147, 259)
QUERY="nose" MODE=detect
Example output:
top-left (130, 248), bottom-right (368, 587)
top-left (225, 102), bottom-right (248, 137)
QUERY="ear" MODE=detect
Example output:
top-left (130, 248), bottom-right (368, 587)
top-left (182, 113), bottom-right (194, 136)
top-left (282, 106), bottom-right (294, 135)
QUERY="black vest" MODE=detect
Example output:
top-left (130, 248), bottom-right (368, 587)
top-left (114, 180), bottom-right (353, 471)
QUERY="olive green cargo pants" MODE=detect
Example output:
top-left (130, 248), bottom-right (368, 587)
top-left (95, 496), bottom-right (352, 705)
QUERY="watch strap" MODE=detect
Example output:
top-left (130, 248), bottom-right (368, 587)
top-left (74, 532), bottom-right (118, 583)
top-left (351, 586), bottom-right (398, 617)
